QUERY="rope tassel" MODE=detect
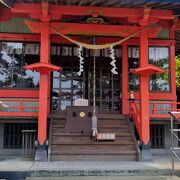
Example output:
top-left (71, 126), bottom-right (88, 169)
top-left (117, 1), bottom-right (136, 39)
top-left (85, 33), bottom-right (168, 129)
top-left (110, 46), bottom-right (118, 75)
top-left (77, 45), bottom-right (84, 76)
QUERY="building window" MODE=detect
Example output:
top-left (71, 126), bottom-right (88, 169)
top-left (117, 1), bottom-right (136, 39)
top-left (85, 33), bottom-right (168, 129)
top-left (150, 124), bottom-right (165, 148)
top-left (51, 45), bottom-right (85, 110)
top-left (128, 46), bottom-right (170, 92)
top-left (128, 46), bottom-right (139, 91)
top-left (149, 47), bottom-right (170, 92)
top-left (4, 123), bottom-right (37, 149)
top-left (0, 42), bottom-right (40, 88)
top-left (51, 44), bottom-right (121, 111)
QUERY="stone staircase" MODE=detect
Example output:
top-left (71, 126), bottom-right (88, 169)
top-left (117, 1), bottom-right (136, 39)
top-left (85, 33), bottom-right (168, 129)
top-left (48, 111), bottom-right (138, 161)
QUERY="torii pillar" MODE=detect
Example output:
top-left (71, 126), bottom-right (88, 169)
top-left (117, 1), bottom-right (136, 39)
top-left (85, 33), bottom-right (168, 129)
top-left (139, 28), bottom-right (152, 161)
top-left (24, 3), bottom-right (62, 161)
top-left (132, 28), bottom-right (165, 161)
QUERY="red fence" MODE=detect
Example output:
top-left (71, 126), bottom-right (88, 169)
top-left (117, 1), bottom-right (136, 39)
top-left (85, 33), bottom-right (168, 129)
top-left (0, 98), bottom-right (180, 118)
top-left (0, 98), bottom-right (38, 117)
top-left (149, 101), bottom-right (180, 118)
top-left (129, 100), bottom-right (141, 136)
top-left (129, 100), bottom-right (180, 145)
top-left (130, 100), bottom-right (180, 119)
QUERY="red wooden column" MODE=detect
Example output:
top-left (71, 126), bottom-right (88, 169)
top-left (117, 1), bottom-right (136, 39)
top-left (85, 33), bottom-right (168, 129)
top-left (170, 26), bottom-right (177, 109)
top-left (21, 2), bottom-right (62, 157)
top-left (139, 28), bottom-right (152, 161)
top-left (38, 21), bottom-right (50, 145)
top-left (139, 29), bottom-right (149, 145)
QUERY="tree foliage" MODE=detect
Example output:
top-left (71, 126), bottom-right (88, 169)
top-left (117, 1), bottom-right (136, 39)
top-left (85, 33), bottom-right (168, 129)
top-left (176, 55), bottom-right (180, 90)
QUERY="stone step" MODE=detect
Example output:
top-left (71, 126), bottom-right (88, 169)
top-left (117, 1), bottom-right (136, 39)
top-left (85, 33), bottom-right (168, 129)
top-left (51, 146), bottom-right (137, 155)
top-left (51, 141), bottom-right (135, 145)
top-left (98, 114), bottom-right (126, 119)
top-left (51, 144), bottom-right (136, 152)
top-left (52, 131), bottom-right (132, 137)
top-left (52, 118), bottom-right (127, 126)
top-left (98, 127), bottom-right (130, 133)
top-left (52, 124), bottom-right (65, 128)
top-left (50, 154), bottom-right (137, 161)
top-left (51, 135), bottom-right (133, 143)
top-left (98, 123), bottom-right (128, 128)
top-left (49, 113), bottom-right (137, 161)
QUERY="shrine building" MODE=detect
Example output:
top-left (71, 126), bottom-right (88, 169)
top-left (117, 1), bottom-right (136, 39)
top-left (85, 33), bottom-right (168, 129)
top-left (0, 0), bottom-right (179, 161)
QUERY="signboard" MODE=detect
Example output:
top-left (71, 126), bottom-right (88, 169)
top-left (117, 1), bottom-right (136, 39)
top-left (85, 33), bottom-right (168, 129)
top-left (73, 98), bottom-right (88, 106)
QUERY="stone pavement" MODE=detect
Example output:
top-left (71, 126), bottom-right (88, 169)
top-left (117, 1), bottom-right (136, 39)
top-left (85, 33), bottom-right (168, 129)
top-left (30, 155), bottom-right (180, 176)
top-left (0, 157), bottom-right (33, 171)
top-left (26, 176), bottom-right (180, 180)
top-left (0, 155), bottom-right (180, 179)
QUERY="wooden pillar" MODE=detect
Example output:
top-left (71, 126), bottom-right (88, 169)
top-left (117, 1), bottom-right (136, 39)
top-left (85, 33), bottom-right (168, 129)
top-left (170, 26), bottom-right (177, 109)
top-left (139, 28), bottom-right (152, 161)
top-left (122, 43), bottom-right (129, 115)
top-left (139, 28), bottom-right (150, 145)
top-left (37, 22), bottom-right (50, 145)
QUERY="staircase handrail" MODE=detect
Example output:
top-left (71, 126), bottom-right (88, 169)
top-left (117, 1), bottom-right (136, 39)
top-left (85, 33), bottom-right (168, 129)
top-left (168, 111), bottom-right (180, 176)
top-left (169, 111), bottom-right (180, 122)
top-left (129, 99), bottom-right (141, 137)
top-left (47, 116), bottom-right (53, 162)
top-left (126, 116), bottom-right (141, 158)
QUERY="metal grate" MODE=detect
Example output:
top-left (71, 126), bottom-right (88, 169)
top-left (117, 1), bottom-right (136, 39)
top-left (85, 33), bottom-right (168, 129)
top-left (169, 111), bottom-right (180, 176)
top-left (150, 124), bottom-right (164, 148)
top-left (4, 123), bottom-right (37, 149)
top-left (22, 130), bottom-right (37, 159)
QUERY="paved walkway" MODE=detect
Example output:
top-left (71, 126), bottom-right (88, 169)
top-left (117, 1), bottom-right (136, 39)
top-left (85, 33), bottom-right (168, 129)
top-left (0, 155), bottom-right (180, 178)
top-left (0, 155), bottom-right (179, 171)
top-left (0, 157), bottom-right (33, 171)
top-left (26, 176), bottom-right (180, 180)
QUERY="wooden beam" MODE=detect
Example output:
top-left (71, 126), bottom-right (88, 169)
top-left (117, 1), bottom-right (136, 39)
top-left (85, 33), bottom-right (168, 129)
top-left (41, 1), bottom-right (50, 21)
top-left (0, 7), bottom-right (28, 22)
top-left (0, 112), bottom-right (38, 117)
top-left (10, 3), bottom-right (174, 21)
top-left (174, 19), bottom-right (180, 30)
top-left (25, 20), bottom-right (162, 38)
top-left (139, 7), bottom-right (151, 25)
top-left (0, 33), bottom-right (40, 41)
top-left (0, 90), bottom-right (39, 98)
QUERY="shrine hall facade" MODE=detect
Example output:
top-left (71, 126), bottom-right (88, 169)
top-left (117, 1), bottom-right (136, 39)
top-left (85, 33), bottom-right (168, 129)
top-left (0, 0), bottom-right (179, 161)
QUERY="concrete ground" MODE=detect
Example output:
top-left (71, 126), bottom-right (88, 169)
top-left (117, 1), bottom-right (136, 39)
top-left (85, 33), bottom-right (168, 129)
top-left (0, 157), bottom-right (33, 171)
top-left (0, 155), bottom-right (180, 179)
top-left (0, 155), bottom-right (179, 171)
top-left (26, 176), bottom-right (180, 180)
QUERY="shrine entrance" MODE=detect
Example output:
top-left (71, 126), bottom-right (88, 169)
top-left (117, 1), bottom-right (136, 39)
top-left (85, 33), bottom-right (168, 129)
top-left (51, 45), bottom-right (122, 112)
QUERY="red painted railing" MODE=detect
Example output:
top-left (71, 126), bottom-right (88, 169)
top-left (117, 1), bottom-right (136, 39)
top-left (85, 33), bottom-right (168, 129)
top-left (149, 101), bottom-right (180, 118)
top-left (0, 98), bottom-right (179, 119)
top-left (129, 100), bottom-right (180, 144)
top-left (130, 100), bottom-right (180, 119)
top-left (129, 100), bottom-right (141, 136)
top-left (0, 99), bottom-right (38, 117)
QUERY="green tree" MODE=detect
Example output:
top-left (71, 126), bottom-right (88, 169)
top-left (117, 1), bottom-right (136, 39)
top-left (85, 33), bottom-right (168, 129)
top-left (176, 55), bottom-right (180, 102)
top-left (176, 55), bottom-right (180, 89)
